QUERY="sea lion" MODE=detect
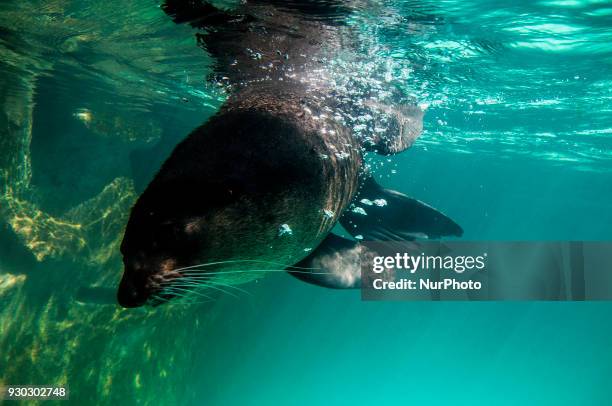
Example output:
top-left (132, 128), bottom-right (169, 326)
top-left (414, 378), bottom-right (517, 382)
top-left (117, 0), bottom-right (463, 307)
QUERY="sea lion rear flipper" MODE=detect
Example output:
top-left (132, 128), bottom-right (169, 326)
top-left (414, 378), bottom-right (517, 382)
top-left (288, 234), bottom-right (362, 289)
top-left (340, 175), bottom-right (463, 241)
top-left (362, 102), bottom-right (424, 155)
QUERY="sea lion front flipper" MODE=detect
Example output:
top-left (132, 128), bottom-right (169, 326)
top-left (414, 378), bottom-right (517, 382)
top-left (288, 234), bottom-right (362, 289)
top-left (340, 175), bottom-right (463, 241)
top-left (362, 102), bottom-right (424, 155)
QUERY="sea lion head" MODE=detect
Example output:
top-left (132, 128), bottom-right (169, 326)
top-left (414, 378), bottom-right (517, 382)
top-left (117, 181), bottom-right (209, 308)
top-left (117, 107), bottom-right (352, 308)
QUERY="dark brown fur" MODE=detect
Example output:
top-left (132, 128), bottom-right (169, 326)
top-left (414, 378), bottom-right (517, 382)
top-left (118, 79), bottom-right (362, 306)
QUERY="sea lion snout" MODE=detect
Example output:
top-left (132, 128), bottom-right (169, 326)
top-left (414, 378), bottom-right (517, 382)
top-left (117, 271), bottom-right (148, 308)
top-left (118, 254), bottom-right (183, 307)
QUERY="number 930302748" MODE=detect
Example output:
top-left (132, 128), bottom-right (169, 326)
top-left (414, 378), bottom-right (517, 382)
top-left (2, 386), bottom-right (69, 400)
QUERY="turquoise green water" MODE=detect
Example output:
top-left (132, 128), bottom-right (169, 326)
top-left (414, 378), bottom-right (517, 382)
top-left (1, 0), bottom-right (611, 404)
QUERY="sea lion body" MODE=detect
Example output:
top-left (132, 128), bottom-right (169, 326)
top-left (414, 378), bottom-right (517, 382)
top-left (118, 0), bottom-right (461, 307)
top-left (118, 80), bottom-right (362, 306)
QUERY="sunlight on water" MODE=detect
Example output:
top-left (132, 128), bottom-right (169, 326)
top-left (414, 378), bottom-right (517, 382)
top-left (341, 0), bottom-right (612, 170)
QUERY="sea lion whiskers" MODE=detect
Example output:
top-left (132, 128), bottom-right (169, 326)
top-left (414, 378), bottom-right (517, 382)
top-left (157, 285), bottom-right (214, 301)
top-left (153, 296), bottom-right (212, 306)
top-left (161, 272), bottom-right (254, 293)
top-left (169, 278), bottom-right (252, 296)
top-left (178, 268), bottom-right (326, 276)
top-left (166, 279), bottom-right (240, 299)
top-left (149, 292), bottom-right (212, 306)
top-left (152, 286), bottom-right (194, 299)
top-left (169, 259), bottom-right (323, 274)
top-left (157, 277), bottom-right (245, 302)
top-left (157, 267), bottom-right (333, 303)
